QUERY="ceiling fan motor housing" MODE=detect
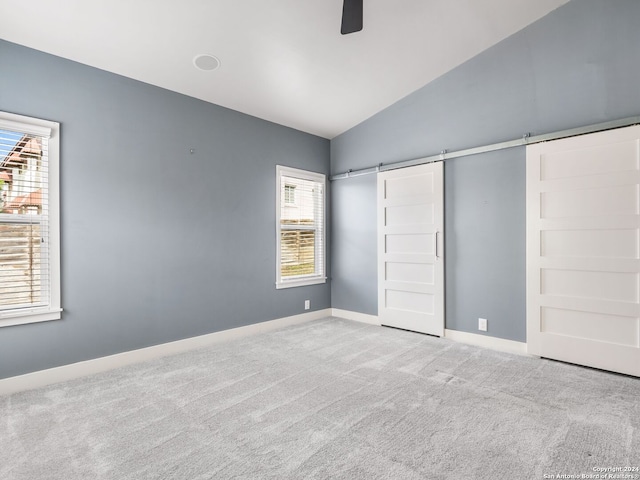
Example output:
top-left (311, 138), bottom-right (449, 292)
top-left (341, 0), bottom-right (363, 34)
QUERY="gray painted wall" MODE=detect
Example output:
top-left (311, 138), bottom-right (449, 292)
top-left (330, 174), bottom-right (377, 313)
top-left (0, 40), bottom-right (330, 379)
top-left (331, 0), bottom-right (640, 341)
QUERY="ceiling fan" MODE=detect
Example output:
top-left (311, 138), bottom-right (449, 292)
top-left (341, 0), bottom-right (363, 34)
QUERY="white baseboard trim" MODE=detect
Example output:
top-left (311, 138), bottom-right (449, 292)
top-left (0, 308), bottom-right (331, 396)
top-left (444, 329), bottom-right (529, 356)
top-left (331, 309), bottom-right (528, 356)
top-left (331, 308), bottom-right (381, 326)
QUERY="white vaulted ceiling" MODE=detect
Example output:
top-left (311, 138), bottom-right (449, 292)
top-left (0, 0), bottom-right (568, 138)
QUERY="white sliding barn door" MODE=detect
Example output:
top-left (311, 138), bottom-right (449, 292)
top-left (527, 125), bottom-right (640, 377)
top-left (378, 162), bottom-right (444, 336)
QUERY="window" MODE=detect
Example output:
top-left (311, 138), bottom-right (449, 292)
top-left (284, 184), bottom-right (296, 204)
top-left (0, 111), bottom-right (61, 327)
top-left (276, 166), bottom-right (326, 289)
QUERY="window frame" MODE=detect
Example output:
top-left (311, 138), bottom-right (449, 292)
top-left (276, 165), bottom-right (326, 289)
top-left (0, 111), bottom-right (61, 327)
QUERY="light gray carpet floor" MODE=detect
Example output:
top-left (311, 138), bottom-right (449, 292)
top-left (1, 317), bottom-right (639, 479)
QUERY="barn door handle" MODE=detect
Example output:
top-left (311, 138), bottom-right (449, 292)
top-left (435, 231), bottom-right (439, 258)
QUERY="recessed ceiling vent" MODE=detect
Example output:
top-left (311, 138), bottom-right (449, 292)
top-left (193, 54), bottom-right (220, 71)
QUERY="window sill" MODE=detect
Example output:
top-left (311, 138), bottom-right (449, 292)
top-left (276, 277), bottom-right (327, 289)
top-left (0, 308), bottom-right (63, 328)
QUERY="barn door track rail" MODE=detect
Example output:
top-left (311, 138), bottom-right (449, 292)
top-left (330, 115), bottom-right (640, 181)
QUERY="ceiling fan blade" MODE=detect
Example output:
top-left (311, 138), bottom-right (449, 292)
top-left (341, 0), bottom-right (363, 35)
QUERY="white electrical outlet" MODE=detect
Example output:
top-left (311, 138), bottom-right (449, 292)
top-left (304, 300), bottom-right (310, 310)
top-left (478, 318), bottom-right (488, 332)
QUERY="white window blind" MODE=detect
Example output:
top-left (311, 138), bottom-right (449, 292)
top-left (276, 166), bottom-right (326, 289)
top-left (0, 111), bottom-right (60, 326)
